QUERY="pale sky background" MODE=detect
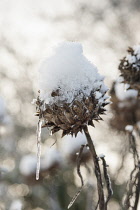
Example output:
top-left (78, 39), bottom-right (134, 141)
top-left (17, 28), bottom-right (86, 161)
top-left (0, 0), bottom-right (140, 209)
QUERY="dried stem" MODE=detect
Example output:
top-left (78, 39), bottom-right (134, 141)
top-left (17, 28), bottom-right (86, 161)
top-left (68, 144), bottom-right (85, 209)
top-left (100, 156), bottom-right (113, 206)
top-left (77, 144), bottom-right (85, 187)
top-left (124, 131), bottom-right (140, 210)
top-left (114, 135), bottom-right (129, 181)
top-left (83, 126), bottom-right (106, 210)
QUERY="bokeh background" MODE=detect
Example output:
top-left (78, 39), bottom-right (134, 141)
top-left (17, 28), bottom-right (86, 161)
top-left (0, 0), bottom-right (140, 209)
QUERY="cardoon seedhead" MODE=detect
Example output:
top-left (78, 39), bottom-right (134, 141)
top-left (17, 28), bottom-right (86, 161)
top-left (119, 45), bottom-right (140, 92)
top-left (34, 42), bottom-right (109, 137)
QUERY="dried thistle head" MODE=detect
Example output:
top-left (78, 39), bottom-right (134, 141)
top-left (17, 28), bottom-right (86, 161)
top-left (109, 80), bottom-right (140, 132)
top-left (119, 45), bottom-right (140, 92)
top-left (34, 42), bottom-right (109, 137)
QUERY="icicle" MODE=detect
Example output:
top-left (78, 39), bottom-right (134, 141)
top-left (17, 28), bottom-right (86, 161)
top-left (36, 119), bottom-right (42, 180)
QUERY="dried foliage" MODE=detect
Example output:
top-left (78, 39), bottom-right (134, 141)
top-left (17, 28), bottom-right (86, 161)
top-left (84, 126), bottom-right (112, 210)
top-left (109, 82), bottom-right (140, 132)
top-left (35, 89), bottom-right (108, 137)
top-left (36, 82), bottom-right (111, 208)
top-left (123, 130), bottom-right (140, 210)
top-left (100, 156), bottom-right (113, 206)
top-left (68, 144), bottom-right (85, 209)
top-left (119, 47), bottom-right (140, 92)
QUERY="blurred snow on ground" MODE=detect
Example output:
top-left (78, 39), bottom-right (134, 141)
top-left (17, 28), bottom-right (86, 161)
top-left (41, 147), bottom-right (62, 170)
top-left (114, 79), bottom-right (138, 101)
top-left (125, 125), bottom-right (133, 132)
top-left (61, 132), bottom-right (87, 156)
top-left (19, 147), bottom-right (62, 176)
top-left (19, 154), bottom-right (37, 176)
top-left (9, 199), bottom-right (22, 210)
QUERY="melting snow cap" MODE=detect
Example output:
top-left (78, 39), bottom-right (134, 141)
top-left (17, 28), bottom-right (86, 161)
top-left (39, 42), bottom-right (107, 104)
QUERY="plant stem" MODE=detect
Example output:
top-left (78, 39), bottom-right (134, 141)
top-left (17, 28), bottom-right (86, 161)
top-left (83, 126), bottom-right (106, 210)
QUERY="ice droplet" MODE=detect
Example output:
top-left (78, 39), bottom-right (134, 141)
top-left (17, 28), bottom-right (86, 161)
top-left (36, 119), bottom-right (42, 180)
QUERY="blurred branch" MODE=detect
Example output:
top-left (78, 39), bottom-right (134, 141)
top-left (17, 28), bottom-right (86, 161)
top-left (68, 144), bottom-right (85, 209)
top-left (124, 131), bottom-right (140, 210)
top-left (100, 156), bottom-right (113, 206)
top-left (114, 136), bottom-right (129, 180)
top-left (77, 144), bottom-right (85, 187)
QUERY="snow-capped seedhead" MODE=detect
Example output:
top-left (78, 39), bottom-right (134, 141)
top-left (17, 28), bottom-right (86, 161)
top-left (109, 80), bottom-right (140, 132)
top-left (119, 45), bottom-right (140, 92)
top-left (35, 42), bottom-right (109, 137)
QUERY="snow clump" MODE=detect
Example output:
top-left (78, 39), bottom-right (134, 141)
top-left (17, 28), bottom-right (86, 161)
top-left (39, 42), bottom-right (109, 105)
